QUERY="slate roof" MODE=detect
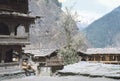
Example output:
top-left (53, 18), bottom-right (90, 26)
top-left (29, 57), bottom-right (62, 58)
top-left (24, 49), bottom-right (57, 57)
top-left (85, 48), bottom-right (120, 55)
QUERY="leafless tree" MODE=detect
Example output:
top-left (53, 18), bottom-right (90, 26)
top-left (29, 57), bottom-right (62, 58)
top-left (58, 8), bottom-right (88, 65)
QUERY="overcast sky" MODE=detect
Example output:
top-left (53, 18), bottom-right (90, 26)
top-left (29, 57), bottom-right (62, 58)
top-left (58, 0), bottom-right (120, 25)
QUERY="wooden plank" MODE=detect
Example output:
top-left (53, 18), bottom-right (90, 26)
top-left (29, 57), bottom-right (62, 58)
top-left (46, 59), bottom-right (64, 66)
top-left (0, 62), bottom-right (19, 67)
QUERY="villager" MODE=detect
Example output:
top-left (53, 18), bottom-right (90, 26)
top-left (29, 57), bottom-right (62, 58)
top-left (22, 59), bottom-right (35, 76)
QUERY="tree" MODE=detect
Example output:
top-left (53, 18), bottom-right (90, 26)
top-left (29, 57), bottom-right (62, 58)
top-left (58, 8), bottom-right (88, 65)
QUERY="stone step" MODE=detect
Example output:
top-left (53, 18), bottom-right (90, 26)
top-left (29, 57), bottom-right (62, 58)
top-left (0, 68), bottom-right (25, 75)
top-left (0, 73), bottom-right (26, 81)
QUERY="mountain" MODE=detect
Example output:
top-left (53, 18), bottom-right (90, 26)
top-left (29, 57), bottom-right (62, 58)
top-left (77, 22), bottom-right (89, 31)
top-left (84, 6), bottom-right (120, 48)
top-left (28, 0), bottom-right (79, 49)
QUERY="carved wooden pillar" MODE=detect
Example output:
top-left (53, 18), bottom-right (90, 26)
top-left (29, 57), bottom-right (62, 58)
top-left (100, 55), bottom-right (102, 61)
top-left (19, 46), bottom-right (23, 68)
top-left (24, 24), bottom-right (29, 37)
top-left (1, 46), bottom-right (6, 63)
top-left (116, 55), bottom-right (118, 61)
top-left (106, 54), bottom-right (110, 61)
top-left (9, 24), bottom-right (15, 37)
top-left (93, 55), bottom-right (96, 61)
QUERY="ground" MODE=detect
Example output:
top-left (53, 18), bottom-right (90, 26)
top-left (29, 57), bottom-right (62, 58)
top-left (3, 76), bottom-right (120, 81)
top-left (2, 62), bottom-right (120, 81)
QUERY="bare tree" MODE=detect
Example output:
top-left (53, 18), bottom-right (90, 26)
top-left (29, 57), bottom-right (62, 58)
top-left (58, 8), bottom-right (88, 65)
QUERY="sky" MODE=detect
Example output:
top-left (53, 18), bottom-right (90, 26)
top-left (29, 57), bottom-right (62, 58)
top-left (58, 0), bottom-right (120, 27)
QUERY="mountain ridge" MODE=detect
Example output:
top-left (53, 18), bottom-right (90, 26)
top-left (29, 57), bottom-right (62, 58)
top-left (84, 6), bottom-right (120, 48)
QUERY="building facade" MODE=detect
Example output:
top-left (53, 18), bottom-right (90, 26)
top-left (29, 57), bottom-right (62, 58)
top-left (79, 48), bottom-right (120, 64)
top-left (24, 49), bottom-right (64, 76)
top-left (0, 0), bottom-right (35, 74)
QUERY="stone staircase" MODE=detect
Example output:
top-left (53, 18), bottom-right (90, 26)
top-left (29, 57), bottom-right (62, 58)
top-left (0, 67), bottom-right (36, 81)
top-left (0, 62), bottom-right (26, 81)
top-left (0, 73), bottom-right (26, 81)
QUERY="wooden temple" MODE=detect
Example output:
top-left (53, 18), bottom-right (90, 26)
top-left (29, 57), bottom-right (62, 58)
top-left (0, 0), bottom-right (35, 75)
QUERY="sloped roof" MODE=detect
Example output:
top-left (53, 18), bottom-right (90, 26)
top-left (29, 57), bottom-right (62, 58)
top-left (0, 11), bottom-right (35, 19)
top-left (85, 48), bottom-right (120, 55)
top-left (24, 49), bottom-right (57, 57)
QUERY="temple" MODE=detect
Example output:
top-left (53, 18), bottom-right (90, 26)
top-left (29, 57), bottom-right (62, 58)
top-left (0, 0), bottom-right (35, 75)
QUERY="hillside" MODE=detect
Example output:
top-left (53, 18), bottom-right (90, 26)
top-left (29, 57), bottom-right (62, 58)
top-left (84, 6), bottom-right (120, 48)
top-left (28, 0), bottom-right (79, 49)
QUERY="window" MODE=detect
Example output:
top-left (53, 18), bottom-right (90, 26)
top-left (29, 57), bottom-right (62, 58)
top-left (5, 49), bottom-right (19, 63)
top-left (5, 49), bottom-right (13, 63)
top-left (0, 23), bottom-right (10, 35)
top-left (15, 25), bottom-right (27, 36)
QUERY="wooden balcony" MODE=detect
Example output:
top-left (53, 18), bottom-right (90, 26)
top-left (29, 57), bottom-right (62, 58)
top-left (0, 62), bottom-right (19, 67)
top-left (0, 35), bottom-right (30, 45)
top-left (46, 59), bottom-right (64, 67)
